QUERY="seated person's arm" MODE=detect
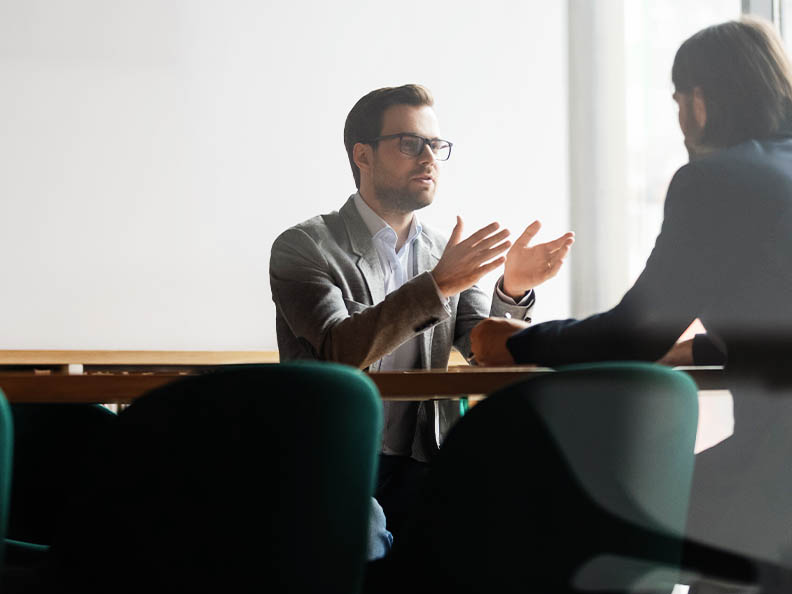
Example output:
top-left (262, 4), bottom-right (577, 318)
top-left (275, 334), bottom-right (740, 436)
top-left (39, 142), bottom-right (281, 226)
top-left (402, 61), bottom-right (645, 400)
top-left (270, 227), bottom-right (450, 369)
top-left (657, 333), bottom-right (727, 366)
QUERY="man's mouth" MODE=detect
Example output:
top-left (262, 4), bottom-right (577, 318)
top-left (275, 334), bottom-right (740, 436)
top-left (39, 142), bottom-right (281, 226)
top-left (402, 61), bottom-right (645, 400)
top-left (412, 174), bottom-right (435, 184)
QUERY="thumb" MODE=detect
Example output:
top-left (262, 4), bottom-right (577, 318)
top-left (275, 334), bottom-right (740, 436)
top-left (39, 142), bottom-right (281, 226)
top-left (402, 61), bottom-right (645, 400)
top-left (448, 216), bottom-right (463, 246)
top-left (515, 220), bottom-right (541, 247)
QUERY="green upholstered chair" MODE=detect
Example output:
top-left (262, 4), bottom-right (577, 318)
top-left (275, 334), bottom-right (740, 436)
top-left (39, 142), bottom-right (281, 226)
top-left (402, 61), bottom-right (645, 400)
top-left (393, 362), bottom-right (754, 594)
top-left (7, 404), bottom-right (117, 547)
top-left (0, 403), bottom-right (117, 578)
top-left (47, 362), bottom-right (382, 594)
top-left (0, 389), bottom-right (13, 567)
top-left (0, 391), bottom-right (48, 594)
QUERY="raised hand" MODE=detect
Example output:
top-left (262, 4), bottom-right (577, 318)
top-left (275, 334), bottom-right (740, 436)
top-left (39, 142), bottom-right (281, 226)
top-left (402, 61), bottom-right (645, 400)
top-left (432, 217), bottom-right (511, 299)
top-left (503, 221), bottom-right (575, 299)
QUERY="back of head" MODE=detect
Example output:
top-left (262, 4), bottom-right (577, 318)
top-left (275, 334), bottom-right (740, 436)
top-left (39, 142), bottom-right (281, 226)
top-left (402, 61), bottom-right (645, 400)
top-left (343, 84), bottom-right (433, 188)
top-left (672, 17), bottom-right (792, 148)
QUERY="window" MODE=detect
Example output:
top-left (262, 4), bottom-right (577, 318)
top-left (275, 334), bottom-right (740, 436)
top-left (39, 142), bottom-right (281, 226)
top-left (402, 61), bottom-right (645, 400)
top-left (624, 1), bottom-right (742, 284)
top-left (782, 0), bottom-right (792, 39)
top-left (568, 0), bottom-right (741, 318)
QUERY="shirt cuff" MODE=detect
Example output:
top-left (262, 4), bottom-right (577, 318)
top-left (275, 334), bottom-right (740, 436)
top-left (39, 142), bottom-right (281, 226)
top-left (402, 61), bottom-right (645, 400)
top-left (495, 276), bottom-right (534, 306)
top-left (428, 271), bottom-right (449, 304)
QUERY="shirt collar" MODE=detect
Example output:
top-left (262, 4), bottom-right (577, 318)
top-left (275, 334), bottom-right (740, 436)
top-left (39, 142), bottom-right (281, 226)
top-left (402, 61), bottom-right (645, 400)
top-left (353, 192), bottom-right (422, 249)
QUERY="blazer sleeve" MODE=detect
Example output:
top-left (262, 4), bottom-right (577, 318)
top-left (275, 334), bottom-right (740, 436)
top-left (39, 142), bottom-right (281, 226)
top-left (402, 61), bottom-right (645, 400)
top-left (506, 163), bottom-right (732, 366)
top-left (452, 283), bottom-right (536, 360)
top-left (270, 227), bottom-right (451, 369)
top-left (692, 333), bottom-right (727, 366)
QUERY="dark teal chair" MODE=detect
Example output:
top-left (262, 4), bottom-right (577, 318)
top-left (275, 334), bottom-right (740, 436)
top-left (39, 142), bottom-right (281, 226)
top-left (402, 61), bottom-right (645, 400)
top-left (0, 402), bottom-right (116, 592)
top-left (47, 362), bottom-right (383, 594)
top-left (0, 389), bottom-right (12, 567)
top-left (0, 392), bottom-right (48, 594)
top-left (7, 404), bottom-right (117, 548)
top-left (387, 362), bottom-right (755, 594)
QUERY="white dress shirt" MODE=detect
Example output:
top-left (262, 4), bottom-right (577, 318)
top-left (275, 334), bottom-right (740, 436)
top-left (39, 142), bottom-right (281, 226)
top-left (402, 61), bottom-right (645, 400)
top-left (353, 192), bottom-right (533, 456)
top-left (354, 193), bottom-right (424, 372)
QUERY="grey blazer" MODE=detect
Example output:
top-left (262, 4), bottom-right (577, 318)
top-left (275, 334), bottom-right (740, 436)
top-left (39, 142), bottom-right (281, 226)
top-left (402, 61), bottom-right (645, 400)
top-left (270, 195), bottom-right (533, 461)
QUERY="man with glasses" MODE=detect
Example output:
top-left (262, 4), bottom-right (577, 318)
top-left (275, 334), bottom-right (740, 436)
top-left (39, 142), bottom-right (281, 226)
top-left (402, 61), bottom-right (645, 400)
top-left (270, 84), bottom-right (573, 540)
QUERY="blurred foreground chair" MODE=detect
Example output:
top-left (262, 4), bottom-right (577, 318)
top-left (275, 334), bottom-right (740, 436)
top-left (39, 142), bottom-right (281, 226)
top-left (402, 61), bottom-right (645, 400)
top-left (46, 362), bottom-right (382, 594)
top-left (0, 398), bottom-right (66, 592)
top-left (0, 389), bottom-right (12, 566)
top-left (0, 403), bottom-right (116, 584)
top-left (381, 362), bottom-right (756, 594)
top-left (8, 404), bottom-right (116, 546)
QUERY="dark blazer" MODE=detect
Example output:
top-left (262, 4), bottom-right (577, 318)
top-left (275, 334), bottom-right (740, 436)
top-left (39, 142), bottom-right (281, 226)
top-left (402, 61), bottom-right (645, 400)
top-left (506, 134), bottom-right (792, 372)
top-left (506, 135), bottom-right (792, 572)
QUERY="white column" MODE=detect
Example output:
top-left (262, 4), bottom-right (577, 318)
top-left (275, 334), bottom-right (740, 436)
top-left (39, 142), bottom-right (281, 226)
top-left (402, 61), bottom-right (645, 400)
top-left (567, 0), bottom-right (630, 317)
top-left (742, 0), bottom-right (779, 22)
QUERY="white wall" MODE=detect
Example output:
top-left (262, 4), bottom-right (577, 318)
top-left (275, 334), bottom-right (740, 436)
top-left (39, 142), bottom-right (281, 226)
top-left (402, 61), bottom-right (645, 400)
top-left (0, 0), bottom-right (569, 350)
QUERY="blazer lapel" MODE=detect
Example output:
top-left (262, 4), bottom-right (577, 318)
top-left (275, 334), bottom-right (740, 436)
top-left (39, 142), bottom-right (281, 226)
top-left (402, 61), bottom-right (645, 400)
top-left (414, 232), bottom-right (444, 369)
top-left (339, 197), bottom-right (386, 305)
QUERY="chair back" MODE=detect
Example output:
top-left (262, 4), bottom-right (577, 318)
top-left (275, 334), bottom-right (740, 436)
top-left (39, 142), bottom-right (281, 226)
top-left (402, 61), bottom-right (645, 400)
top-left (406, 362), bottom-right (699, 594)
top-left (0, 390), bottom-right (12, 566)
top-left (49, 362), bottom-right (382, 594)
top-left (8, 404), bottom-right (116, 545)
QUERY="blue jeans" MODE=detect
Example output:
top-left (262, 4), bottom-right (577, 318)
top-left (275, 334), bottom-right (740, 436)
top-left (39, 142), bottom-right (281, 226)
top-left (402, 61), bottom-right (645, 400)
top-left (368, 497), bottom-right (393, 560)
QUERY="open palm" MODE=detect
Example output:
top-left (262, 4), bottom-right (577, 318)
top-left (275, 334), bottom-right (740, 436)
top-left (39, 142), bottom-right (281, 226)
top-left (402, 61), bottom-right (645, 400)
top-left (502, 221), bottom-right (575, 298)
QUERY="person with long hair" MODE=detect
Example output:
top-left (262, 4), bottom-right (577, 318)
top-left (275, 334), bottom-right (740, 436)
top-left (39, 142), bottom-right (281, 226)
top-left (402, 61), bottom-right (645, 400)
top-left (472, 17), bottom-right (792, 590)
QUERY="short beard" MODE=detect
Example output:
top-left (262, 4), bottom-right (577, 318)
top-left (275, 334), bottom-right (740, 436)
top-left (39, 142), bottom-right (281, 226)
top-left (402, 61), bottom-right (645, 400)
top-left (373, 182), bottom-right (433, 215)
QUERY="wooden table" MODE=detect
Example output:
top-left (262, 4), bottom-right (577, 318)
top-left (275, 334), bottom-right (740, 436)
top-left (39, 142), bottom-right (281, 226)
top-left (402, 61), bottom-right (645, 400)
top-left (0, 350), bottom-right (726, 404)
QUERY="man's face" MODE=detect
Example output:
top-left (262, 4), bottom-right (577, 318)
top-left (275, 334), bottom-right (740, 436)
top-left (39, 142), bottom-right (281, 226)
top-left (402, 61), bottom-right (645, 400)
top-left (370, 104), bottom-right (441, 214)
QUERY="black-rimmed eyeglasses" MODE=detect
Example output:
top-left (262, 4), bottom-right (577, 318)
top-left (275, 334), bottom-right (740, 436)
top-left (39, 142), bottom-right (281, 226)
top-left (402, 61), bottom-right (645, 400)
top-left (365, 133), bottom-right (453, 161)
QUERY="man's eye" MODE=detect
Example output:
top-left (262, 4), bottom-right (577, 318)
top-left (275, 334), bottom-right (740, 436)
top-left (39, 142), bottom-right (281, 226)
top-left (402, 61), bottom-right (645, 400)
top-left (402, 138), bottom-right (422, 153)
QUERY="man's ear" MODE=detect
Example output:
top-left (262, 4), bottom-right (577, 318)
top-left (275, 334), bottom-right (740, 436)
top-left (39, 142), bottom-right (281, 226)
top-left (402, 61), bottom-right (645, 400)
top-left (692, 86), bottom-right (707, 129)
top-left (353, 142), bottom-right (373, 174)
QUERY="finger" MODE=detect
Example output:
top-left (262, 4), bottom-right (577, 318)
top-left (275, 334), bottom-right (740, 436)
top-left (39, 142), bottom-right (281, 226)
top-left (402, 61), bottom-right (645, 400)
top-left (448, 216), bottom-right (464, 246)
top-left (475, 256), bottom-right (507, 277)
top-left (462, 222), bottom-right (501, 247)
top-left (548, 240), bottom-right (574, 257)
top-left (543, 231), bottom-right (575, 251)
top-left (547, 247), bottom-right (571, 274)
top-left (471, 228), bottom-right (510, 251)
top-left (547, 259), bottom-right (564, 276)
top-left (462, 257), bottom-right (507, 287)
top-left (514, 220), bottom-right (541, 248)
top-left (476, 240), bottom-right (511, 264)
top-left (548, 244), bottom-right (572, 265)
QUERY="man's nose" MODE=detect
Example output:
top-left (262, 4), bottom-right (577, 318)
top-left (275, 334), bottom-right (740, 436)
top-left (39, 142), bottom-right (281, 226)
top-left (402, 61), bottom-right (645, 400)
top-left (418, 142), bottom-right (437, 165)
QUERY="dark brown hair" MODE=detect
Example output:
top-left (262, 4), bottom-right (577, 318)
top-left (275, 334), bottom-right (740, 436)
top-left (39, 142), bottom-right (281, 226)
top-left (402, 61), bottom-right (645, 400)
top-left (343, 84), bottom-right (434, 188)
top-left (672, 17), bottom-right (792, 148)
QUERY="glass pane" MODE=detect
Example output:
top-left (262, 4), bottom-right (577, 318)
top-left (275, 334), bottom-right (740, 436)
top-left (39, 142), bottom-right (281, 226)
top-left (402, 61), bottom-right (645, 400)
top-left (783, 0), bottom-right (792, 41)
top-left (624, 1), bottom-right (742, 283)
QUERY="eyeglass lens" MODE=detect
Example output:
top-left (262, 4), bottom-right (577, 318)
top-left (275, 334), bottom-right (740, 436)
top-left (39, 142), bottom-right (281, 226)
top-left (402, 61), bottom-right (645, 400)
top-left (400, 135), bottom-right (451, 161)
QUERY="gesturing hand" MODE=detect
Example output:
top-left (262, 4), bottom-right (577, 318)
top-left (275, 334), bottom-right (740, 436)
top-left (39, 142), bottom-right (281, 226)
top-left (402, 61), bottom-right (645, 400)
top-left (432, 217), bottom-right (511, 299)
top-left (503, 221), bottom-right (575, 299)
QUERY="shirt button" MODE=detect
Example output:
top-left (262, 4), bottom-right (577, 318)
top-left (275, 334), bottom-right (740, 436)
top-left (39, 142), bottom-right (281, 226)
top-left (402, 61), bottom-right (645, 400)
top-left (504, 312), bottom-right (512, 319)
